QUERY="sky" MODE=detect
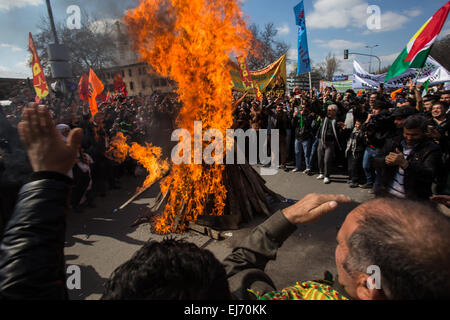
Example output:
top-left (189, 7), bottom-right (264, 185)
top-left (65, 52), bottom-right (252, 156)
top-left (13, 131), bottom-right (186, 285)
top-left (0, 0), bottom-right (449, 79)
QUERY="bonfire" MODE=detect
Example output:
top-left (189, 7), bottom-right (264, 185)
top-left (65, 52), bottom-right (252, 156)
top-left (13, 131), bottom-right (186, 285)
top-left (108, 0), bottom-right (282, 234)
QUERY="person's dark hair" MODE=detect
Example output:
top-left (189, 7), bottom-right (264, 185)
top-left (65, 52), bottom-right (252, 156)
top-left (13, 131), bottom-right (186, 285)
top-left (344, 198), bottom-right (450, 299)
top-left (372, 99), bottom-right (387, 110)
top-left (423, 94), bottom-right (438, 102)
top-left (346, 89), bottom-right (356, 96)
top-left (403, 114), bottom-right (428, 132)
top-left (101, 238), bottom-right (231, 300)
top-left (433, 101), bottom-right (448, 110)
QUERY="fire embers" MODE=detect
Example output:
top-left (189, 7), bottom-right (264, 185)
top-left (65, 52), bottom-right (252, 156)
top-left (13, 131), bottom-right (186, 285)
top-left (123, 0), bottom-right (253, 234)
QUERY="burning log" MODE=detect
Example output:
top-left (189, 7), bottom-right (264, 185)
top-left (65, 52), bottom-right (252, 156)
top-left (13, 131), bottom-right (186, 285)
top-left (131, 163), bottom-right (282, 232)
top-left (118, 185), bottom-right (152, 211)
top-left (118, 171), bottom-right (171, 211)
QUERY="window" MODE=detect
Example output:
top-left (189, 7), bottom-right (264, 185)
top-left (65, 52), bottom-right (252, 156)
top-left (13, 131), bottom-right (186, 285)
top-left (142, 80), bottom-right (146, 90)
top-left (121, 70), bottom-right (125, 78)
top-left (129, 69), bottom-right (132, 77)
top-left (130, 82), bottom-right (134, 90)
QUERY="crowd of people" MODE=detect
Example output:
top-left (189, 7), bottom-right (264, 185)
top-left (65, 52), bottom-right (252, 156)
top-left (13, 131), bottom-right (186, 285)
top-left (233, 80), bottom-right (450, 201)
top-left (0, 103), bottom-right (449, 300)
top-left (0, 81), bottom-right (180, 231)
top-left (0, 78), bottom-right (450, 300)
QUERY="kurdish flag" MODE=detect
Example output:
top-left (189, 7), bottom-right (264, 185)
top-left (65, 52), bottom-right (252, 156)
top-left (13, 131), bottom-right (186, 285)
top-left (385, 2), bottom-right (450, 82)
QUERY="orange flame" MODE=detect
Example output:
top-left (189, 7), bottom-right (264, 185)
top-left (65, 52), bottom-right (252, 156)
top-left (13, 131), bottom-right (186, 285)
top-left (107, 132), bottom-right (129, 163)
top-left (107, 132), bottom-right (169, 192)
top-left (124, 0), bottom-right (252, 233)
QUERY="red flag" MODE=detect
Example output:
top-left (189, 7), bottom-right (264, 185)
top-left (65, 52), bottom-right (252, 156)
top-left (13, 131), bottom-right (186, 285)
top-left (78, 73), bottom-right (89, 101)
top-left (390, 88), bottom-right (403, 101)
top-left (88, 68), bottom-right (104, 116)
top-left (236, 56), bottom-right (253, 89)
top-left (253, 80), bottom-right (263, 102)
top-left (113, 73), bottom-right (128, 97)
top-left (28, 33), bottom-right (49, 99)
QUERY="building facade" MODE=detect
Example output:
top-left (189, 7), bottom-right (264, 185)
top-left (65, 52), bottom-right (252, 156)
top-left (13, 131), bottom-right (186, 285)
top-left (100, 63), bottom-right (175, 97)
top-left (99, 21), bottom-right (175, 97)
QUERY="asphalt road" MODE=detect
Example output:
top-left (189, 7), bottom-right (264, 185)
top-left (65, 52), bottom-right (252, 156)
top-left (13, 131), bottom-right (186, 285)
top-left (65, 166), bottom-right (374, 300)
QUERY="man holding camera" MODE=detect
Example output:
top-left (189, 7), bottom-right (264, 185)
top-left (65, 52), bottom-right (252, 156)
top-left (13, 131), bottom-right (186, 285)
top-left (372, 115), bottom-right (444, 200)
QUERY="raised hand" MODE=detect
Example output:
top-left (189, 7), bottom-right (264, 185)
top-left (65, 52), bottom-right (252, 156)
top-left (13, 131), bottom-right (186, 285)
top-left (18, 103), bottom-right (83, 175)
top-left (282, 193), bottom-right (351, 225)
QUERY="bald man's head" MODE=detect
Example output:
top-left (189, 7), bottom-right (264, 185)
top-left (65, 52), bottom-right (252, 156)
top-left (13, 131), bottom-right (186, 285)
top-left (343, 198), bottom-right (450, 299)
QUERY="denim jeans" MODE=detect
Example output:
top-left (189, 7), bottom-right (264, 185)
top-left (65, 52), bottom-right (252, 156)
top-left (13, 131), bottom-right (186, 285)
top-left (285, 129), bottom-right (292, 162)
top-left (295, 139), bottom-right (312, 170)
top-left (363, 147), bottom-right (376, 184)
top-left (309, 137), bottom-right (319, 170)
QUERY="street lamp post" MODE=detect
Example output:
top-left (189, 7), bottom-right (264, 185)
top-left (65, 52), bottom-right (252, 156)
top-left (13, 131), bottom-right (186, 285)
top-left (365, 45), bottom-right (379, 73)
top-left (45, 0), bottom-right (59, 44)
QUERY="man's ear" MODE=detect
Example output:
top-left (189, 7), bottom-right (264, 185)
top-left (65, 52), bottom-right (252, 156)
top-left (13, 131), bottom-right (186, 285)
top-left (355, 273), bottom-right (384, 300)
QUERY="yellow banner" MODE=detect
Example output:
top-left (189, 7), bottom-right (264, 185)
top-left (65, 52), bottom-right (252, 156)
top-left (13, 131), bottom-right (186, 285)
top-left (230, 54), bottom-right (286, 98)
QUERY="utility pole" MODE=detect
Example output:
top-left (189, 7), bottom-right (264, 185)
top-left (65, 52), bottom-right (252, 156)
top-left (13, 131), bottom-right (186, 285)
top-left (45, 0), bottom-right (59, 44)
top-left (344, 50), bottom-right (381, 74)
top-left (365, 45), bottom-right (379, 73)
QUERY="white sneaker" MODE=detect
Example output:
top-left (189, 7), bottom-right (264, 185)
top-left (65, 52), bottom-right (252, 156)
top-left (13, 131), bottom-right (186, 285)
top-left (323, 177), bottom-right (331, 184)
top-left (292, 168), bottom-right (300, 172)
top-left (303, 169), bottom-right (311, 174)
top-left (316, 174), bottom-right (324, 180)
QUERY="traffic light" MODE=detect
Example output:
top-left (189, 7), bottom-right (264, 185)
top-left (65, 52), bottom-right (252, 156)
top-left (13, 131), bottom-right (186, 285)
top-left (344, 49), bottom-right (349, 60)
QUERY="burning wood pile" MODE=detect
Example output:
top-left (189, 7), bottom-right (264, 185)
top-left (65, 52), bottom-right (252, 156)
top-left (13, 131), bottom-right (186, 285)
top-left (106, 0), bottom-right (283, 234)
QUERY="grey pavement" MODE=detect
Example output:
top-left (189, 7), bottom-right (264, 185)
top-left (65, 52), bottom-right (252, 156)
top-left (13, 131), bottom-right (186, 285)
top-left (65, 167), bottom-right (374, 300)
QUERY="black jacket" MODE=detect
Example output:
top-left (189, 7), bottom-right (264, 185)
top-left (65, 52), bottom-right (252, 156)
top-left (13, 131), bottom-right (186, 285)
top-left (0, 173), bottom-right (70, 299)
top-left (292, 113), bottom-right (314, 142)
top-left (317, 117), bottom-right (344, 150)
top-left (372, 137), bottom-right (444, 200)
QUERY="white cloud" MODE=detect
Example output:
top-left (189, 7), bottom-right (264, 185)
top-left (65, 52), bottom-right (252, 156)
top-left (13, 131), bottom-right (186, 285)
top-left (439, 28), bottom-right (450, 38)
top-left (319, 39), bottom-right (365, 50)
top-left (379, 52), bottom-right (401, 66)
top-left (403, 9), bottom-right (422, 18)
top-left (378, 11), bottom-right (410, 32)
top-left (15, 58), bottom-right (29, 71)
top-left (0, 43), bottom-right (23, 52)
top-left (287, 48), bottom-right (297, 60)
top-left (0, 0), bottom-right (43, 11)
top-left (307, 0), bottom-right (412, 32)
top-left (0, 64), bottom-right (31, 79)
top-left (276, 24), bottom-right (290, 36)
top-left (89, 18), bottom-right (120, 34)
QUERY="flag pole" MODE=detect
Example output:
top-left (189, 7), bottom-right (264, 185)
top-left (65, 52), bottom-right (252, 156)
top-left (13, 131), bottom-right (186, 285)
top-left (308, 72), bottom-right (312, 90)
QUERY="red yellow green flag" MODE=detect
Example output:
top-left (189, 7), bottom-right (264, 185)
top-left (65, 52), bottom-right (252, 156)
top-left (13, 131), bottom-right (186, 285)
top-left (236, 55), bottom-right (253, 90)
top-left (28, 33), bottom-right (49, 99)
top-left (88, 68), bottom-right (104, 116)
top-left (385, 2), bottom-right (450, 81)
top-left (253, 80), bottom-right (263, 102)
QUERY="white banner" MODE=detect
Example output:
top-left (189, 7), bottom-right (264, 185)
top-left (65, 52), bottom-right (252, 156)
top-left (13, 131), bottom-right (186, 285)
top-left (352, 56), bottom-right (450, 90)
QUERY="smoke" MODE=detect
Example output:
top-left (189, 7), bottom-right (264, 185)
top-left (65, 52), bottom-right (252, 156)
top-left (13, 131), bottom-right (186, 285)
top-left (56, 0), bottom-right (140, 20)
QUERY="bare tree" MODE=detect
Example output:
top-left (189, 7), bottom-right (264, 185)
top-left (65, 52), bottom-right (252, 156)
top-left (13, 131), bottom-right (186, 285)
top-left (374, 64), bottom-right (391, 75)
top-left (319, 52), bottom-right (342, 81)
top-left (33, 14), bottom-right (118, 77)
top-left (246, 23), bottom-right (289, 70)
top-left (430, 35), bottom-right (450, 70)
